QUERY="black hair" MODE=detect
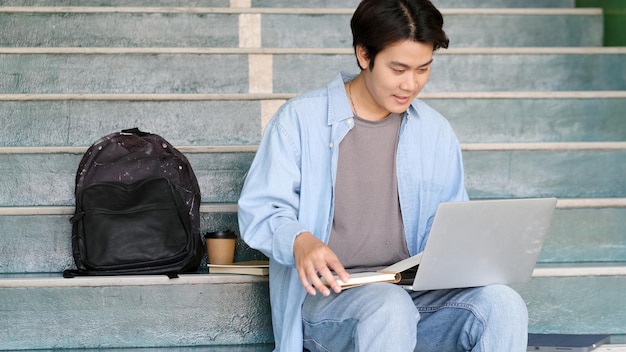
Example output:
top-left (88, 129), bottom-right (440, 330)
top-left (350, 0), bottom-right (449, 70)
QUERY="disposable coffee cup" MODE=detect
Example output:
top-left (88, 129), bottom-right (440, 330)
top-left (204, 230), bottom-right (237, 265)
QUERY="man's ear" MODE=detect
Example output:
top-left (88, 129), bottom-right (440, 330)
top-left (355, 45), bottom-right (370, 71)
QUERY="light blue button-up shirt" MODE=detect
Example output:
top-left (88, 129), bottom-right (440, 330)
top-left (238, 72), bottom-right (468, 351)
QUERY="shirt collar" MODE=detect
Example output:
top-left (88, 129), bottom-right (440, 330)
top-left (327, 72), bottom-right (357, 125)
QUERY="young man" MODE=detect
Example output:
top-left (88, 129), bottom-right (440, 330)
top-left (238, 0), bottom-right (528, 350)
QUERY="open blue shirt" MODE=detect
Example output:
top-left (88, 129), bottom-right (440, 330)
top-left (237, 73), bottom-right (469, 351)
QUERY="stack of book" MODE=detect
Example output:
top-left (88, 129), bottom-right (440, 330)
top-left (207, 260), bottom-right (269, 276)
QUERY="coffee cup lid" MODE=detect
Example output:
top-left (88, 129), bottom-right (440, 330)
top-left (204, 230), bottom-right (237, 239)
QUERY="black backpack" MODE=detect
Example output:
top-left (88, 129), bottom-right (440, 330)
top-left (65, 128), bottom-right (203, 278)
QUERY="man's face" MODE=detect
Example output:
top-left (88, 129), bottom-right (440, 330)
top-left (357, 40), bottom-right (434, 117)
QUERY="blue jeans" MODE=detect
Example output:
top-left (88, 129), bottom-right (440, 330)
top-left (302, 283), bottom-right (528, 352)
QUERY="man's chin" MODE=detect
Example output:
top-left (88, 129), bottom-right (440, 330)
top-left (387, 103), bottom-right (412, 114)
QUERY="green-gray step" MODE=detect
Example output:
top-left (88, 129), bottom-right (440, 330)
top-left (0, 275), bottom-right (274, 350)
top-left (429, 94), bottom-right (626, 143)
top-left (1, 204), bottom-right (624, 273)
top-left (4, 346), bottom-right (625, 352)
top-left (0, 347), bottom-right (275, 352)
top-left (1, 49), bottom-right (625, 93)
top-left (463, 147), bottom-right (626, 199)
top-left (0, 8), bottom-right (602, 48)
top-left (0, 0), bottom-right (576, 8)
top-left (0, 273), bottom-right (624, 349)
top-left (1, 94), bottom-right (625, 146)
top-left (0, 99), bottom-right (266, 147)
top-left (0, 148), bottom-right (624, 206)
top-left (250, 0), bottom-right (576, 8)
top-left (513, 275), bottom-right (626, 338)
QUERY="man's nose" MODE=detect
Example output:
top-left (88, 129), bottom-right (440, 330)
top-left (400, 73), bottom-right (419, 91)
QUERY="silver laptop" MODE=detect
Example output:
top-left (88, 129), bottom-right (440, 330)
top-left (402, 198), bottom-right (557, 291)
top-left (527, 333), bottom-right (611, 352)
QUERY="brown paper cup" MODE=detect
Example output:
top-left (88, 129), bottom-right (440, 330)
top-left (204, 230), bottom-right (237, 265)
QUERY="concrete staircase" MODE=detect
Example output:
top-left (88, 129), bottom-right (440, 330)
top-left (1, 0), bottom-right (625, 349)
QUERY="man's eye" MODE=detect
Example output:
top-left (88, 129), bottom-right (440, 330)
top-left (393, 69), bottom-right (405, 74)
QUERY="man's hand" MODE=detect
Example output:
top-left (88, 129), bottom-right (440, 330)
top-left (293, 232), bottom-right (350, 296)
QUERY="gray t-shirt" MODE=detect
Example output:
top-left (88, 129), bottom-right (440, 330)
top-left (328, 113), bottom-right (410, 273)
